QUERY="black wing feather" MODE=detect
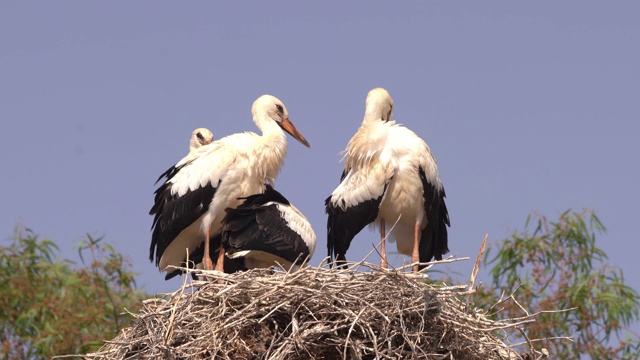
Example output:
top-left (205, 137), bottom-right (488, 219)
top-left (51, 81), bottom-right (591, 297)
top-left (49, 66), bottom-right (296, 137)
top-left (325, 180), bottom-right (388, 268)
top-left (152, 159), bottom-right (193, 186)
top-left (222, 185), bottom-right (311, 266)
top-left (418, 167), bottom-right (450, 269)
top-left (149, 176), bottom-right (219, 267)
top-left (339, 169), bottom-right (348, 182)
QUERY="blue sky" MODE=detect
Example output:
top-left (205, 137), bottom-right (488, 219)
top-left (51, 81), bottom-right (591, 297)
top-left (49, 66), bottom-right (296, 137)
top-left (1, 0), bottom-right (639, 333)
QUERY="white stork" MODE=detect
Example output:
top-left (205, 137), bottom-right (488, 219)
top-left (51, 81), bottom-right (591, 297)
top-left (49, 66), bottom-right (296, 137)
top-left (155, 127), bottom-right (219, 280)
top-left (167, 184), bottom-right (316, 279)
top-left (325, 87), bottom-right (450, 272)
top-left (189, 127), bottom-right (214, 152)
top-left (150, 94), bottom-right (310, 276)
top-left (151, 128), bottom-right (214, 187)
top-left (222, 184), bottom-right (316, 271)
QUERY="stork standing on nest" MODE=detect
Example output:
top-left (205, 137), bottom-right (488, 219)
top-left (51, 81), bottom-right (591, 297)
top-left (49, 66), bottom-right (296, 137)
top-left (325, 88), bottom-right (450, 271)
top-left (150, 95), bottom-right (310, 277)
top-left (158, 126), bottom-right (234, 280)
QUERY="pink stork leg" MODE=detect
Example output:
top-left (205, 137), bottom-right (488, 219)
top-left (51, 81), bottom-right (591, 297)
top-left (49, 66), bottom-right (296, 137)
top-left (380, 219), bottom-right (388, 269)
top-left (202, 226), bottom-right (214, 271)
top-left (412, 221), bottom-right (420, 272)
top-left (215, 245), bottom-right (225, 272)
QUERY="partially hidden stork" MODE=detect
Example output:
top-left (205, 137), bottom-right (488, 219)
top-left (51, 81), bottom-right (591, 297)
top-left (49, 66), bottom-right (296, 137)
top-left (152, 128), bottom-right (215, 186)
top-left (158, 126), bottom-right (236, 281)
top-left (189, 127), bottom-right (214, 152)
top-left (325, 88), bottom-right (450, 271)
top-left (169, 183), bottom-right (316, 279)
top-left (222, 184), bottom-right (316, 271)
top-left (150, 95), bottom-right (310, 277)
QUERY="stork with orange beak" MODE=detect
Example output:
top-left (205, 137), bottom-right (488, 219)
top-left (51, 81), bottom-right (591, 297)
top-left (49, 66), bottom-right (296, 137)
top-left (150, 94), bottom-right (310, 276)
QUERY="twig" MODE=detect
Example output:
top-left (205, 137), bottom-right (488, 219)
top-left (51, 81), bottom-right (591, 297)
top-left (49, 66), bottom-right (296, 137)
top-left (343, 308), bottom-right (366, 360)
top-left (469, 234), bottom-right (489, 292)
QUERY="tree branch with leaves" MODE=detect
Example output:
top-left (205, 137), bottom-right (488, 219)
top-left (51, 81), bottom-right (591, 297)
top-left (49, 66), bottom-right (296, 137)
top-left (474, 210), bottom-right (640, 359)
top-left (0, 227), bottom-right (148, 359)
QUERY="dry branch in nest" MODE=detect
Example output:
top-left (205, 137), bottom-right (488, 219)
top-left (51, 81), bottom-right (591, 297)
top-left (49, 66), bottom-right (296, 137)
top-left (81, 255), bottom-right (557, 360)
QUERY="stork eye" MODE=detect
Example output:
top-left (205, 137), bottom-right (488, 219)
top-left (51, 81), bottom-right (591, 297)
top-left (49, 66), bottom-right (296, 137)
top-left (196, 133), bottom-right (204, 140)
top-left (276, 104), bottom-right (284, 113)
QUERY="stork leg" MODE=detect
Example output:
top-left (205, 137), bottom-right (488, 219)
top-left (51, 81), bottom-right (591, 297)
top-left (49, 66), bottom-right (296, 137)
top-left (412, 221), bottom-right (420, 272)
top-left (215, 245), bottom-right (225, 272)
top-left (203, 227), bottom-right (214, 271)
top-left (380, 219), bottom-right (388, 269)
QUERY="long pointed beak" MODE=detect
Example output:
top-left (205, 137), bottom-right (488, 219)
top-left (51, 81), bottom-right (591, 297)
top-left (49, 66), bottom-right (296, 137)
top-left (279, 117), bottom-right (311, 148)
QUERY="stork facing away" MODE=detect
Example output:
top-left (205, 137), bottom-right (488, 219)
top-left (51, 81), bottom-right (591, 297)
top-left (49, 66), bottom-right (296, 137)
top-left (150, 95), bottom-right (310, 277)
top-left (325, 88), bottom-right (450, 271)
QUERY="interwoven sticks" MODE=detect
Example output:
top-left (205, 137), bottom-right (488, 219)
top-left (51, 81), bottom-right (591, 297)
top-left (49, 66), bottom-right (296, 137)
top-left (83, 259), bottom-right (554, 360)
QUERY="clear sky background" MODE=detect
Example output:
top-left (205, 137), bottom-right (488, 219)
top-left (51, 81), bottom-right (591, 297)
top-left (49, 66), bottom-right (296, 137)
top-left (2, 0), bottom-right (639, 335)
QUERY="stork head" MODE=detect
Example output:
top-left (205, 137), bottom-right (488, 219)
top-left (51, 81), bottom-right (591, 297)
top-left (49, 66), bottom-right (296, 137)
top-left (364, 87), bottom-right (394, 124)
top-left (189, 127), bottom-right (214, 152)
top-left (252, 94), bottom-right (311, 148)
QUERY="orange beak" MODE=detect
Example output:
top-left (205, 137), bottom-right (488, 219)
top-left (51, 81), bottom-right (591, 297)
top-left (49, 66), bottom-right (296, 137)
top-left (279, 117), bottom-right (311, 148)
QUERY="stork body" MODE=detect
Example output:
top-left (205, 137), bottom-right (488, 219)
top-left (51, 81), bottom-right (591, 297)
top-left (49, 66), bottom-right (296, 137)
top-left (326, 88), bottom-right (450, 271)
top-left (150, 95), bottom-right (310, 276)
top-left (223, 184), bottom-right (316, 271)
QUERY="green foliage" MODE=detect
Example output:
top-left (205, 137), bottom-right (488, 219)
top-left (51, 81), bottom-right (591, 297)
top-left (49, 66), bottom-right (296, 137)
top-left (478, 210), bottom-right (640, 359)
top-left (0, 227), bottom-right (148, 359)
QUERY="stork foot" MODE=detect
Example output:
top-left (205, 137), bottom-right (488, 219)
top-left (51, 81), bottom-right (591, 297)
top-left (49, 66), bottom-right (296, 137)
top-left (202, 256), bottom-right (214, 271)
top-left (214, 246), bottom-right (225, 272)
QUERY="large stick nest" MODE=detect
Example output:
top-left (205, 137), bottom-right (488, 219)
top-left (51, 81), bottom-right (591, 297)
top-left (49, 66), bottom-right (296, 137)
top-left (83, 260), bottom-right (549, 360)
